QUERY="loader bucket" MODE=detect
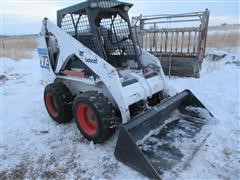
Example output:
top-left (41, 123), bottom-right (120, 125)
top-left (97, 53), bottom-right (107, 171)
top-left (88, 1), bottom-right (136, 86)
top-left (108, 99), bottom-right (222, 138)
top-left (114, 90), bottom-right (216, 179)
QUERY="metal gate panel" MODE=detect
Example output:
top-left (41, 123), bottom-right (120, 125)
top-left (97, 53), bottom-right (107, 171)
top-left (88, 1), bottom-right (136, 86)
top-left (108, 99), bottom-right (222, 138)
top-left (132, 9), bottom-right (209, 77)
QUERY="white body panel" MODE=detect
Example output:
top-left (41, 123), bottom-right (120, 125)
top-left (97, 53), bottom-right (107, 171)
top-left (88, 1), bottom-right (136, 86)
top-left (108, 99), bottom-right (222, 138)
top-left (37, 19), bottom-right (168, 123)
top-left (37, 36), bottom-right (56, 86)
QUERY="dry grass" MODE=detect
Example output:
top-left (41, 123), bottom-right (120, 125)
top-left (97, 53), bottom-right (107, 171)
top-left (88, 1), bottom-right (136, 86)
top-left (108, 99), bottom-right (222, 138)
top-left (0, 36), bottom-right (37, 60)
top-left (208, 24), bottom-right (240, 31)
top-left (207, 31), bottom-right (240, 48)
top-left (0, 24), bottom-right (239, 61)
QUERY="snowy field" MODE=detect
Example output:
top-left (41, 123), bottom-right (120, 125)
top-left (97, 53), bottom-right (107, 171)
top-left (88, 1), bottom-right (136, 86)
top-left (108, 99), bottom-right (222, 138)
top-left (1, 50), bottom-right (240, 179)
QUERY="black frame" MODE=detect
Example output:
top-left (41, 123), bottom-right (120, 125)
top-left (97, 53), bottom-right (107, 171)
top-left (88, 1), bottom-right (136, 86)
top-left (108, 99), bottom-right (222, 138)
top-left (57, 0), bottom-right (142, 69)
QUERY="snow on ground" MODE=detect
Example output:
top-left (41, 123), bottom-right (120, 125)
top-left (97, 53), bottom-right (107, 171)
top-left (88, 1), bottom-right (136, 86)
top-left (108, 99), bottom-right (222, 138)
top-left (0, 54), bottom-right (144, 179)
top-left (167, 51), bottom-right (240, 179)
top-left (0, 50), bottom-right (240, 179)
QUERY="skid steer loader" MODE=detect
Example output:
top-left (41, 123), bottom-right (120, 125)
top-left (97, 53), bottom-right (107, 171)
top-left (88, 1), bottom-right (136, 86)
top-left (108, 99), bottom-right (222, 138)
top-left (37, 0), bottom-right (216, 178)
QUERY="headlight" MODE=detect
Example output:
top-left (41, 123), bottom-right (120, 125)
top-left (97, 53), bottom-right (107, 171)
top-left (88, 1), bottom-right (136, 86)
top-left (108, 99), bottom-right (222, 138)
top-left (123, 5), bottom-right (130, 12)
top-left (90, 2), bottom-right (98, 8)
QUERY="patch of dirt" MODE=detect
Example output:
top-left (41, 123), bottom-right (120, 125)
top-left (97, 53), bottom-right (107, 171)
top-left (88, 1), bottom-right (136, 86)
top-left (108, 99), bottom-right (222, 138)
top-left (223, 147), bottom-right (232, 157)
top-left (40, 171), bottom-right (59, 179)
top-left (0, 171), bottom-right (8, 180)
top-left (0, 74), bottom-right (8, 85)
top-left (1, 163), bottom-right (28, 180)
top-left (226, 60), bottom-right (240, 66)
top-left (72, 136), bottom-right (90, 144)
top-left (209, 54), bottom-right (227, 61)
top-left (1, 153), bottom-right (89, 179)
top-left (8, 73), bottom-right (26, 80)
top-left (102, 156), bottom-right (119, 179)
top-left (31, 129), bottom-right (48, 136)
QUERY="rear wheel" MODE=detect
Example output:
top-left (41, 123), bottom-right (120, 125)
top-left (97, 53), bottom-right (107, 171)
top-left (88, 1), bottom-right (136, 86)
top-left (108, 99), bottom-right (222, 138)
top-left (73, 91), bottom-right (116, 143)
top-left (44, 83), bottom-right (73, 123)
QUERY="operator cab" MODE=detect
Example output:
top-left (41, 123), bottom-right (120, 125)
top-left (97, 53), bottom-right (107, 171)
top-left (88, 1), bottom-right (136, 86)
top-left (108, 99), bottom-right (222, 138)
top-left (57, 0), bottom-right (141, 69)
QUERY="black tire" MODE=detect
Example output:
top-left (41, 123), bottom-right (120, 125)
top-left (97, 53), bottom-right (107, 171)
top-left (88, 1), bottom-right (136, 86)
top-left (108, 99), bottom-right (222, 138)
top-left (72, 91), bottom-right (116, 143)
top-left (44, 83), bottom-right (73, 123)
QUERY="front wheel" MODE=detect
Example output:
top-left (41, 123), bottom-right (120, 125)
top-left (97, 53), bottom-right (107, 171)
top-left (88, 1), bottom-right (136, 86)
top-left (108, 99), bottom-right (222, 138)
top-left (72, 91), bottom-right (116, 143)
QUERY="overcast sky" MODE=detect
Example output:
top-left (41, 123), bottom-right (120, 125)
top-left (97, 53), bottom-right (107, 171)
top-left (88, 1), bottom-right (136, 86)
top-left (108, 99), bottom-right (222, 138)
top-left (1, 0), bottom-right (239, 35)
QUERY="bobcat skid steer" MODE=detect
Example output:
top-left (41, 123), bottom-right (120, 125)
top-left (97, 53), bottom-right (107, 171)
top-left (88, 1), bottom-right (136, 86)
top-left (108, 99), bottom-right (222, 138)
top-left (37, 0), bottom-right (215, 179)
